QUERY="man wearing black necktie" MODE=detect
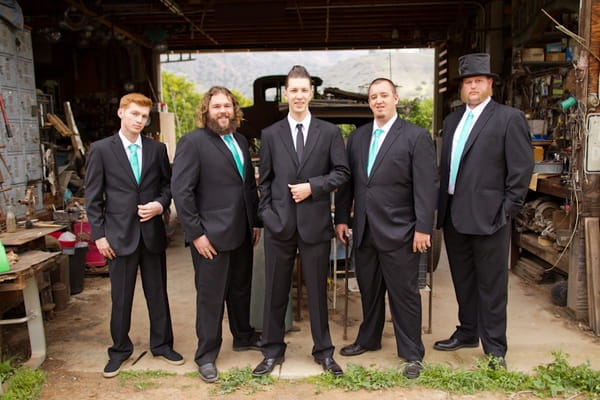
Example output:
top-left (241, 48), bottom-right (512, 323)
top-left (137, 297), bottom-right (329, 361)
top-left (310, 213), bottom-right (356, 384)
top-left (171, 87), bottom-right (262, 383)
top-left (434, 53), bottom-right (533, 369)
top-left (253, 65), bottom-right (350, 377)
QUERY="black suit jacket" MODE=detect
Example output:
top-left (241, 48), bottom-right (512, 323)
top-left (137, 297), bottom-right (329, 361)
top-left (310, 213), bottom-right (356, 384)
top-left (85, 134), bottom-right (172, 256)
top-left (437, 100), bottom-right (534, 234)
top-left (335, 118), bottom-right (438, 251)
top-left (258, 117), bottom-right (349, 244)
top-left (171, 128), bottom-right (260, 250)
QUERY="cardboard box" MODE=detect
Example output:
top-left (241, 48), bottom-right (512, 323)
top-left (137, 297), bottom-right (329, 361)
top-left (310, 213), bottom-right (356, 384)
top-left (545, 42), bottom-right (563, 52)
top-left (533, 146), bottom-right (544, 162)
top-left (528, 119), bottom-right (546, 135)
top-left (522, 48), bottom-right (545, 62)
top-left (546, 52), bottom-right (566, 62)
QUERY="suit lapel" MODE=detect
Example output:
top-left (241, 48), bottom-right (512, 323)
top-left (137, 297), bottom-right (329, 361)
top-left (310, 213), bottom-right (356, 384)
top-left (276, 120), bottom-right (299, 168)
top-left (442, 106), bottom-right (464, 169)
top-left (140, 136), bottom-right (153, 184)
top-left (209, 129), bottom-right (243, 180)
top-left (461, 101), bottom-right (495, 160)
top-left (111, 134), bottom-right (138, 185)
top-left (358, 123), bottom-right (374, 179)
top-left (298, 119), bottom-right (319, 171)
top-left (368, 119), bottom-right (402, 180)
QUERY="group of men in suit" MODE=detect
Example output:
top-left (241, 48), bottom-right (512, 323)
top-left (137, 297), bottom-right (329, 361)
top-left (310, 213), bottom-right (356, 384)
top-left (84, 52), bottom-right (533, 382)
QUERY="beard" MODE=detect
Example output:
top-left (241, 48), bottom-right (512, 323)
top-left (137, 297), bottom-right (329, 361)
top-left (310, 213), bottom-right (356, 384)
top-left (207, 113), bottom-right (239, 135)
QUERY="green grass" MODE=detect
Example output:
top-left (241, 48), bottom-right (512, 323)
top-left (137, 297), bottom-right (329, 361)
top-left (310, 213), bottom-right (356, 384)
top-left (209, 366), bottom-right (275, 395)
top-left (0, 359), bottom-right (46, 400)
top-left (118, 369), bottom-right (177, 390)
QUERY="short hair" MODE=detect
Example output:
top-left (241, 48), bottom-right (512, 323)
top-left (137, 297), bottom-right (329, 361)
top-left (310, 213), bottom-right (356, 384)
top-left (197, 86), bottom-right (243, 128)
top-left (285, 65), bottom-right (312, 88)
top-left (119, 93), bottom-right (152, 109)
top-left (368, 78), bottom-right (398, 95)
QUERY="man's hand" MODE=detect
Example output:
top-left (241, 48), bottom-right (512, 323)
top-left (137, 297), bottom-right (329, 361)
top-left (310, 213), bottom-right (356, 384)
top-left (288, 183), bottom-right (312, 203)
top-left (193, 234), bottom-right (217, 260)
top-left (413, 231), bottom-right (431, 253)
top-left (96, 237), bottom-right (116, 260)
top-left (335, 223), bottom-right (350, 245)
top-left (138, 201), bottom-right (163, 222)
top-left (252, 228), bottom-right (261, 247)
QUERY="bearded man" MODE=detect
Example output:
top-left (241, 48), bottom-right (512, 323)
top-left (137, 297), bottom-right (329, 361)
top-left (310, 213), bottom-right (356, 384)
top-left (171, 86), bottom-right (262, 383)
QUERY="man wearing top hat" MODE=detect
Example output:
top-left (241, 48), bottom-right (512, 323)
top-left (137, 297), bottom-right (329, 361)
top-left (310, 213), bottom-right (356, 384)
top-left (433, 53), bottom-right (533, 368)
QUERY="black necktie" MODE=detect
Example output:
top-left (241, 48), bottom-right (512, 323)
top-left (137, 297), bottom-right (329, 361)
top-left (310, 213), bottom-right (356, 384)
top-left (296, 123), bottom-right (304, 161)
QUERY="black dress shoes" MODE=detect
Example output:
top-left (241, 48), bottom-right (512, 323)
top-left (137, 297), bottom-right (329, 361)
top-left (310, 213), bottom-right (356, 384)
top-left (315, 357), bottom-right (343, 376)
top-left (233, 333), bottom-right (261, 352)
top-left (198, 362), bottom-right (218, 383)
top-left (433, 336), bottom-right (479, 351)
top-left (487, 356), bottom-right (507, 370)
top-left (103, 358), bottom-right (125, 378)
top-left (252, 356), bottom-right (284, 377)
top-left (403, 361), bottom-right (423, 379)
top-left (339, 343), bottom-right (381, 356)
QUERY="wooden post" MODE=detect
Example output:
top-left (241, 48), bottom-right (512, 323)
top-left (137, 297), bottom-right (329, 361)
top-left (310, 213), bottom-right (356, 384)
top-left (567, 0), bottom-right (600, 319)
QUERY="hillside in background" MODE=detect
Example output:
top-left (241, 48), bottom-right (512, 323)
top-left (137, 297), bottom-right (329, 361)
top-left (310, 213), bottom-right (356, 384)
top-left (161, 49), bottom-right (434, 101)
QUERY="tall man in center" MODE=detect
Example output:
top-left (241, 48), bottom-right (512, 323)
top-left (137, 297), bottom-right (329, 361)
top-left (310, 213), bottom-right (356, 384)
top-left (335, 78), bottom-right (438, 379)
top-left (253, 65), bottom-right (350, 377)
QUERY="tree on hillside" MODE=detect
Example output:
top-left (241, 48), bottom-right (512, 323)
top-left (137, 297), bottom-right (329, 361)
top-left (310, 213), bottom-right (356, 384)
top-left (399, 97), bottom-right (433, 133)
top-left (162, 71), bottom-right (202, 141)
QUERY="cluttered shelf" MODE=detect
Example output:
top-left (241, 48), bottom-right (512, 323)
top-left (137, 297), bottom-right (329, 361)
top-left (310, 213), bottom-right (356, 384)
top-left (513, 231), bottom-right (569, 274)
top-left (529, 174), bottom-right (570, 199)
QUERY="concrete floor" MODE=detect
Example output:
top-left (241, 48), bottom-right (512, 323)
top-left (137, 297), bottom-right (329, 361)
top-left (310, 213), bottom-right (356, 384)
top-left (40, 215), bottom-right (600, 378)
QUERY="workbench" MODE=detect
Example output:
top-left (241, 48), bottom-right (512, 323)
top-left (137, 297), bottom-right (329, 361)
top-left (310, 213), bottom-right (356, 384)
top-left (0, 250), bottom-right (61, 368)
top-left (0, 225), bottom-right (64, 369)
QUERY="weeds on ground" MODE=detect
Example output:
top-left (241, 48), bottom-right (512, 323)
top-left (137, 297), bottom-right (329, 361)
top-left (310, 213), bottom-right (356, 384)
top-left (531, 351), bottom-right (600, 398)
top-left (308, 363), bottom-right (408, 391)
top-left (0, 358), bottom-right (46, 400)
top-left (309, 352), bottom-right (600, 399)
top-left (209, 366), bottom-right (275, 395)
top-left (118, 369), bottom-right (176, 391)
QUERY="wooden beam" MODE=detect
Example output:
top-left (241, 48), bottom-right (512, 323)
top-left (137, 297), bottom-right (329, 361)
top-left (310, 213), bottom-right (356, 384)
top-left (585, 217), bottom-right (600, 334)
top-left (63, 0), bottom-right (153, 49)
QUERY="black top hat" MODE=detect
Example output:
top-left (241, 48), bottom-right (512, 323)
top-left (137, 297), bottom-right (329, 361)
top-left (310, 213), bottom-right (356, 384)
top-left (456, 53), bottom-right (499, 81)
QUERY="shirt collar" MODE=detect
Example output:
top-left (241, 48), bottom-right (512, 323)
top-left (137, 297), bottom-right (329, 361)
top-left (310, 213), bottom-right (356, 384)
top-left (373, 113), bottom-right (398, 133)
top-left (465, 96), bottom-right (491, 118)
top-left (288, 112), bottom-right (311, 132)
top-left (118, 131), bottom-right (142, 148)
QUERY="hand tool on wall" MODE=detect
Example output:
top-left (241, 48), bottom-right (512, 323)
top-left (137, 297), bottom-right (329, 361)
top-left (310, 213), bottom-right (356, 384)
top-left (0, 94), bottom-right (13, 138)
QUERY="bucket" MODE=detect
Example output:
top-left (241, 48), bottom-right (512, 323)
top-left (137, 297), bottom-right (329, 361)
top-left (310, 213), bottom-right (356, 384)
top-left (52, 282), bottom-right (69, 311)
top-left (69, 243), bottom-right (89, 294)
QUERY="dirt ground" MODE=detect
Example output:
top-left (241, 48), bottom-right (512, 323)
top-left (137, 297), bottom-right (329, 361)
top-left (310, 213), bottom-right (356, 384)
top-left (3, 213), bottom-right (599, 399)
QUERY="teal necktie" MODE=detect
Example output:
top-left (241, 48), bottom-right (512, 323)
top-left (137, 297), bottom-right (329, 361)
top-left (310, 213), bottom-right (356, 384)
top-left (223, 134), bottom-right (244, 178)
top-left (367, 128), bottom-right (384, 176)
top-left (450, 111), bottom-right (474, 188)
top-left (128, 144), bottom-right (140, 183)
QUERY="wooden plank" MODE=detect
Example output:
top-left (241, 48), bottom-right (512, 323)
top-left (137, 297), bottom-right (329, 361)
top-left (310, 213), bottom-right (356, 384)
top-left (0, 250), bottom-right (61, 283)
top-left (516, 232), bottom-right (569, 273)
top-left (63, 101), bottom-right (86, 157)
top-left (585, 217), bottom-right (600, 334)
top-left (46, 113), bottom-right (73, 137)
top-left (0, 226), bottom-right (62, 247)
